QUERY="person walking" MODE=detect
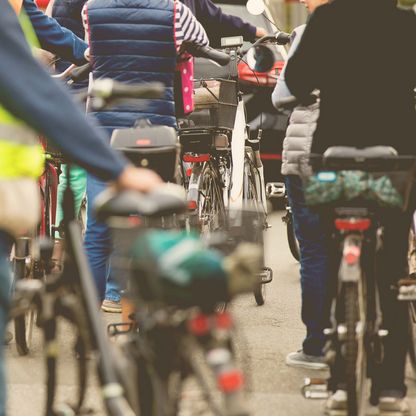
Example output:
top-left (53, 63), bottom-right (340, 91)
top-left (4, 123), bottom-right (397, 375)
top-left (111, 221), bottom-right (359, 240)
top-left (0, 2), bottom-right (161, 414)
top-left (272, 0), bottom-right (329, 370)
top-left (285, 0), bottom-right (416, 413)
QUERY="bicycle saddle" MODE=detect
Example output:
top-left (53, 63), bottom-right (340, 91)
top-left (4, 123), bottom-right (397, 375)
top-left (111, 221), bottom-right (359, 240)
top-left (323, 146), bottom-right (398, 159)
top-left (95, 184), bottom-right (186, 221)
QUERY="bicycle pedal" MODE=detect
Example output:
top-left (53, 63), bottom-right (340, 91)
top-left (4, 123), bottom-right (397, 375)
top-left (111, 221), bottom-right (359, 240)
top-left (302, 377), bottom-right (329, 400)
top-left (107, 322), bottom-right (133, 337)
top-left (266, 182), bottom-right (285, 198)
top-left (397, 279), bottom-right (416, 301)
top-left (258, 267), bottom-right (273, 284)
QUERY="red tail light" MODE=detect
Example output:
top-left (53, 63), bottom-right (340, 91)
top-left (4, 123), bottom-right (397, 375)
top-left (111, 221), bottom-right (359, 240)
top-left (218, 371), bottom-right (244, 392)
top-left (215, 311), bottom-right (233, 330)
top-left (335, 218), bottom-right (371, 231)
top-left (185, 168), bottom-right (192, 177)
top-left (188, 314), bottom-right (210, 336)
top-left (183, 154), bottom-right (210, 163)
top-left (187, 200), bottom-right (198, 210)
top-left (343, 245), bottom-right (361, 265)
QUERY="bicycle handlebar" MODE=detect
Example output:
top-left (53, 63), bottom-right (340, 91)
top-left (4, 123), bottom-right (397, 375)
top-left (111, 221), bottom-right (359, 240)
top-left (70, 62), bottom-right (92, 83)
top-left (184, 43), bottom-right (231, 66)
top-left (252, 31), bottom-right (291, 48)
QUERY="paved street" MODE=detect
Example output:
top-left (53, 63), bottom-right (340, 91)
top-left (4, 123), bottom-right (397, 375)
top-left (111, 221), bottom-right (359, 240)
top-left (5, 212), bottom-right (416, 415)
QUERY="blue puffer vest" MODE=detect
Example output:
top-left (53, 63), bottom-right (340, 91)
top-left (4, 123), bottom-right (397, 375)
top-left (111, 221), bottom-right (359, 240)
top-left (52, 0), bottom-right (88, 91)
top-left (86, 0), bottom-right (177, 133)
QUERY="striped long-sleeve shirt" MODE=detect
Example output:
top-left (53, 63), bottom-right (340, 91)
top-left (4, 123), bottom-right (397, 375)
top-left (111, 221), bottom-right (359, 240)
top-left (82, 0), bottom-right (209, 54)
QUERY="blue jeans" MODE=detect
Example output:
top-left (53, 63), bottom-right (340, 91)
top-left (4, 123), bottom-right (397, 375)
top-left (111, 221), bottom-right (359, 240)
top-left (84, 174), bottom-right (120, 302)
top-left (0, 232), bottom-right (13, 416)
top-left (285, 175), bottom-right (329, 356)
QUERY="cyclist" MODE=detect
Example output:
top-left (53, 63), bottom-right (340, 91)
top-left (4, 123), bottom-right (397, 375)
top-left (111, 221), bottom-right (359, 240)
top-left (0, 1), bottom-right (162, 413)
top-left (285, 0), bottom-right (416, 413)
top-left (82, 0), bottom-right (210, 311)
top-left (47, 0), bottom-right (89, 275)
top-left (180, 0), bottom-right (267, 46)
top-left (272, 0), bottom-right (329, 371)
top-left (23, 0), bottom-right (88, 65)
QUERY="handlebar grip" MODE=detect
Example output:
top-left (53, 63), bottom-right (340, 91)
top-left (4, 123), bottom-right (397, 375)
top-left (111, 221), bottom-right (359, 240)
top-left (70, 63), bottom-right (92, 83)
top-left (184, 43), bottom-right (231, 66)
top-left (275, 31), bottom-right (291, 45)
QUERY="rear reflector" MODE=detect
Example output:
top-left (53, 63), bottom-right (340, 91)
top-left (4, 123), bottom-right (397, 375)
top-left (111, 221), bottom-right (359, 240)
top-left (260, 153), bottom-right (282, 161)
top-left (218, 371), bottom-right (244, 393)
top-left (135, 139), bottom-right (151, 146)
top-left (187, 200), bottom-right (198, 210)
top-left (215, 311), bottom-right (233, 330)
top-left (343, 245), bottom-right (361, 265)
top-left (183, 154), bottom-right (210, 163)
top-left (335, 218), bottom-right (371, 231)
top-left (188, 314), bottom-right (210, 336)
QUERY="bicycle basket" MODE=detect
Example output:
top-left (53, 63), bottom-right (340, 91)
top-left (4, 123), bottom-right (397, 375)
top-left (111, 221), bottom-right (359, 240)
top-left (183, 79), bottom-right (238, 130)
top-left (300, 155), bottom-right (416, 212)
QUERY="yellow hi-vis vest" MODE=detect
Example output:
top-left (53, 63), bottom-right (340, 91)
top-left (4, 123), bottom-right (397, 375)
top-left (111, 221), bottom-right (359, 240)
top-left (0, 1), bottom-right (44, 179)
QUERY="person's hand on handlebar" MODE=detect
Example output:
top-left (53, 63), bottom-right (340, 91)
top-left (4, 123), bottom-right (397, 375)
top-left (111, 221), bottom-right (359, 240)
top-left (116, 166), bottom-right (163, 193)
top-left (255, 27), bottom-right (267, 39)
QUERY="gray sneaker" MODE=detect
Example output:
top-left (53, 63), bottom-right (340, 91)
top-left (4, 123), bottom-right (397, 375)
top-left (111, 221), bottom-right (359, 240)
top-left (285, 349), bottom-right (328, 370)
top-left (379, 395), bottom-right (410, 416)
top-left (324, 390), bottom-right (347, 416)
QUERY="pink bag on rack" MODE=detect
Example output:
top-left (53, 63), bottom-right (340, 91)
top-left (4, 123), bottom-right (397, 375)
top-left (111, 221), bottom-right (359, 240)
top-left (176, 55), bottom-right (194, 116)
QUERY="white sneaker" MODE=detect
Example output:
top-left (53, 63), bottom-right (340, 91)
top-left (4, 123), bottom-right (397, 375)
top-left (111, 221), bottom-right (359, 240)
top-left (379, 395), bottom-right (410, 416)
top-left (324, 390), bottom-right (347, 416)
top-left (285, 349), bottom-right (328, 370)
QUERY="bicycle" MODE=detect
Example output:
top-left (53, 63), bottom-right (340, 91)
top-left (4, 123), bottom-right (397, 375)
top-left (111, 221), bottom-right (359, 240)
top-left (95, 187), bottom-right (263, 416)
top-left (9, 79), bottom-right (166, 416)
top-left (178, 34), bottom-right (290, 304)
top-left (296, 146), bottom-right (416, 416)
top-left (13, 136), bottom-right (61, 356)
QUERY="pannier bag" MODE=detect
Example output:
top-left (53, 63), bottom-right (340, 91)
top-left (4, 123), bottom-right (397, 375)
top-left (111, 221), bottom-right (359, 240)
top-left (130, 230), bottom-right (229, 309)
top-left (0, 178), bottom-right (40, 236)
top-left (303, 170), bottom-right (414, 211)
top-left (110, 122), bottom-right (180, 182)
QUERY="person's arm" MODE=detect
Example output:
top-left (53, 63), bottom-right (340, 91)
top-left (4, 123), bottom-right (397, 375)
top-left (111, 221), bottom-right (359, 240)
top-left (285, 8), bottom-right (326, 99)
top-left (175, 1), bottom-right (209, 53)
top-left (0, 0), bottom-right (124, 182)
top-left (23, 0), bottom-right (87, 65)
top-left (193, 0), bottom-right (259, 46)
top-left (272, 25), bottom-right (305, 107)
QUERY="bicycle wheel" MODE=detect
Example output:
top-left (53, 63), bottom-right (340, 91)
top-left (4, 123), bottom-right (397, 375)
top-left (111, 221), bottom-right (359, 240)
top-left (243, 156), bottom-right (267, 306)
top-left (286, 212), bottom-right (300, 262)
top-left (344, 282), bottom-right (367, 416)
top-left (13, 240), bottom-right (31, 356)
top-left (408, 301), bottom-right (416, 376)
top-left (198, 163), bottom-right (226, 234)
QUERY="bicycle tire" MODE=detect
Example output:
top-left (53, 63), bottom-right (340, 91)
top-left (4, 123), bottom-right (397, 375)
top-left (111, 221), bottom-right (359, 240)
top-left (198, 163), bottom-right (226, 233)
top-left (13, 255), bottom-right (30, 356)
top-left (254, 282), bottom-right (265, 306)
top-left (243, 156), bottom-right (267, 306)
top-left (344, 282), bottom-right (367, 416)
top-left (408, 302), bottom-right (416, 376)
top-left (286, 214), bottom-right (300, 262)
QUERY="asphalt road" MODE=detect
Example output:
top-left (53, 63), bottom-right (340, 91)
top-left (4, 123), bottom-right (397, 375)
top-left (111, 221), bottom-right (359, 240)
top-left (5, 212), bottom-right (416, 415)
